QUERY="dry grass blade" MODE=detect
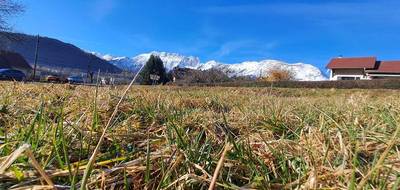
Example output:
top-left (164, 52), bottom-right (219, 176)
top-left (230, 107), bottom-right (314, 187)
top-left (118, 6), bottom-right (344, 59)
top-left (25, 149), bottom-right (54, 187)
top-left (0, 144), bottom-right (54, 187)
top-left (357, 121), bottom-right (400, 190)
top-left (10, 185), bottom-right (70, 190)
top-left (193, 163), bottom-right (212, 178)
top-left (208, 142), bottom-right (233, 190)
top-left (80, 65), bottom-right (145, 190)
top-left (2, 82), bottom-right (400, 189)
top-left (164, 173), bottom-right (241, 190)
top-left (0, 144), bottom-right (30, 173)
top-left (9, 185), bottom-right (55, 190)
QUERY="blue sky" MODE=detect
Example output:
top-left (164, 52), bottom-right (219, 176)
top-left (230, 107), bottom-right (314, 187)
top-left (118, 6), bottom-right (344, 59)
top-left (11, 0), bottom-right (400, 71)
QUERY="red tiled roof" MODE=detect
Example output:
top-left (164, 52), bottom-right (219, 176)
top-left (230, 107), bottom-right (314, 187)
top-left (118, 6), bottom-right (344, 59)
top-left (367, 61), bottom-right (400, 73)
top-left (327, 57), bottom-right (377, 69)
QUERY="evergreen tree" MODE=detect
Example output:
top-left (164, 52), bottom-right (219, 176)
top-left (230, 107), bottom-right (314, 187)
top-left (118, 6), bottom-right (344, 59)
top-left (137, 55), bottom-right (168, 85)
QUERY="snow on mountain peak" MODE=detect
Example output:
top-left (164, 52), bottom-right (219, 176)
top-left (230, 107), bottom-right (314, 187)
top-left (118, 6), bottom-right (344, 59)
top-left (198, 59), bottom-right (326, 81)
top-left (198, 60), bottom-right (222, 70)
top-left (101, 54), bottom-right (118, 61)
top-left (92, 51), bottom-right (327, 81)
top-left (96, 51), bottom-right (201, 72)
top-left (147, 51), bottom-right (201, 70)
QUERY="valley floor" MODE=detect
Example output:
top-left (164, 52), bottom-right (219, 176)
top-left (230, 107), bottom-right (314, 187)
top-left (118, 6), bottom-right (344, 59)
top-left (1, 82), bottom-right (400, 189)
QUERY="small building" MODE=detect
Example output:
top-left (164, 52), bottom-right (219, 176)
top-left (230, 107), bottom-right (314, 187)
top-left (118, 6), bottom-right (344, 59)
top-left (366, 61), bottom-right (400, 79)
top-left (0, 50), bottom-right (32, 74)
top-left (327, 57), bottom-right (400, 80)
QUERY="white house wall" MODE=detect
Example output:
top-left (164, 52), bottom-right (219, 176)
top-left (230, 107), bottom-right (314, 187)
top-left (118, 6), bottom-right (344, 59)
top-left (330, 69), bottom-right (369, 80)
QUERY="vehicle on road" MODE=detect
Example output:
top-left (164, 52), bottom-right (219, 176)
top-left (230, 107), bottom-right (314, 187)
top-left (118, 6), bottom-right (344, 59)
top-left (45, 75), bottom-right (61, 83)
top-left (67, 76), bottom-right (84, 84)
top-left (0, 69), bottom-right (26, 81)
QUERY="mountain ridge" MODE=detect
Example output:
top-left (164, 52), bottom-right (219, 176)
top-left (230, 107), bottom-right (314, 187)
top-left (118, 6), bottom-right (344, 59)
top-left (0, 32), bottom-right (326, 80)
top-left (96, 51), bottom-right (327, 81)
top-left (0, 32), bottom-right (122, 73)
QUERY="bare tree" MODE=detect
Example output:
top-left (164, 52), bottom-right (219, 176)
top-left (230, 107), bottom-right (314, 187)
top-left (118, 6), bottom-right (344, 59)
top-left (170, 67), bottom-right (231, 84)
top-left (261, 67), bottom-right (295, 82)
top-left (0, 0), bottom-right (24, 47)
top-left (0, 0), bottom-right (24, 32)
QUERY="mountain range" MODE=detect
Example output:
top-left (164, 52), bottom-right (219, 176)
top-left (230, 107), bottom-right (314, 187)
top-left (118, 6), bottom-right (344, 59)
top-left (0, 32), bottom-right (326, 80)
top-left (96, 52), bottom-right (327, 81)
top-left (0, 32), bottom-right (121, 73)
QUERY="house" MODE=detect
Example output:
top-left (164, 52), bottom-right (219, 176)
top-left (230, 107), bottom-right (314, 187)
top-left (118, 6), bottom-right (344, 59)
top-left (0, 50), bottom-right (32, 74)
top-left (327, 57), bottom-right (400, 80)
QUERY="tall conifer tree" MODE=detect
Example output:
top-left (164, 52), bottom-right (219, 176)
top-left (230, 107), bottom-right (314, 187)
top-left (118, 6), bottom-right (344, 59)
top-left (138, 54), bottom-right (168, 85)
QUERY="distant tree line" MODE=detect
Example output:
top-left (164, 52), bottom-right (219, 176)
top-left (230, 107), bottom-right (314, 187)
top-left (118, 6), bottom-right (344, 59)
top-left (169, 67), bottom-right (232, 84)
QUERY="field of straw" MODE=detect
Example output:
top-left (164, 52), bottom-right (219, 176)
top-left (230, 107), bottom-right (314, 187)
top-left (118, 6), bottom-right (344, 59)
top-left (1, 81), bottom-right (400, 189)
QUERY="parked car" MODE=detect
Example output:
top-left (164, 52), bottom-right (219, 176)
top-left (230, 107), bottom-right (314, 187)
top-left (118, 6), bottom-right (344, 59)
top-left (45, 75), bottom-right (61, 83)
top-left (67, 76), bottom-right (84, 84)
top-left (0, 69), bottom-right (26, 81)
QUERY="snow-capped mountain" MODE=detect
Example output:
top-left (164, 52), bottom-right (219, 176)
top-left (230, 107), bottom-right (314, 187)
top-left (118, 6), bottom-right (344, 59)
top-left (94, 51), bottom-right (327, 81)
top-left (201, 60), bottom-right (326, 81)
top-left (96, 51), bottom-right (201, 72)
top-left (197, 60), bottom-right (221, 70)
top-left (106, 56), bottom-right (143, 73)
top-left (133, 52), bottom-right (201, 70)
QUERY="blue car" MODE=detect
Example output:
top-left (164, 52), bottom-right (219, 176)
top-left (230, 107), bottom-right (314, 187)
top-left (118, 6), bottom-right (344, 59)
top-left (0, 69), bottom-right (26, 81)
top-left (67, 76), bottom-right (84, 84)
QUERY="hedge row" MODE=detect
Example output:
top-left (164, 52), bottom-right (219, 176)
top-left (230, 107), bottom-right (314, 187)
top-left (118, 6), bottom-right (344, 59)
top-left (174, 79), bottom-right (400, 89)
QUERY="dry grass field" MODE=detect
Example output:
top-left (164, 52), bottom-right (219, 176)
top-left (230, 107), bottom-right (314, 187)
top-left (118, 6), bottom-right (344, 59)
top-left (1, 81), bottom-right (400, 189)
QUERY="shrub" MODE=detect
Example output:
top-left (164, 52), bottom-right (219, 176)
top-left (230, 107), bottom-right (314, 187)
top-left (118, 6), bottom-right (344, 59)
top-left (262, 68), bottom-right (295, 81)
top-left (170, 67), bottom-right (231, 84)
